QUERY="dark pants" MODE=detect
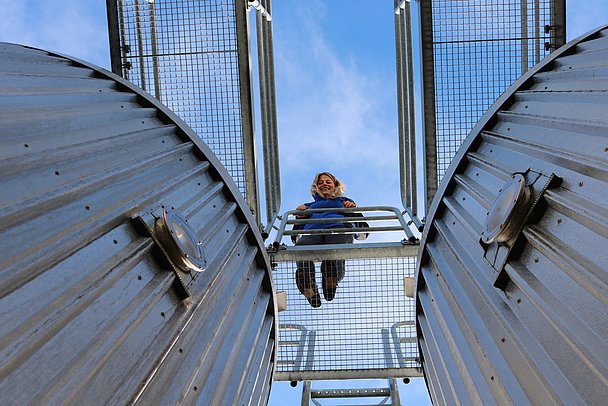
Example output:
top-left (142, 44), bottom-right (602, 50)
top-left (294, 233), bottom-right (353, 293)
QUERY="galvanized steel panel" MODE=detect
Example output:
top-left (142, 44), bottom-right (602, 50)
top-left (0, 42), bottom-right (277, 405)
top-left (416, 25), bottom-right (608, 405)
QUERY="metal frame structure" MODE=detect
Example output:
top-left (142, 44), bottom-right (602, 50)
top-left (104, 1), bottom-right (571, 404)
top-left (394, 0), bottom-right (433, 227)
top-left (251, 0), bottom-right (282, 236)
top-left (301, 379), bottom-right (402, 406)
top-left (106, 0), bottom-right (268, 223)
top-left (395, 0), bottom-right (566, 210)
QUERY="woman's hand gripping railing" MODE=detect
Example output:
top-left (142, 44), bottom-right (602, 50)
top-left (268, 206), bottom-right (419, 252)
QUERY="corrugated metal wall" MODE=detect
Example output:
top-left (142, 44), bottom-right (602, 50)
top-left (0, 42), bottom-right (276, 405)
top-left (416, 25), bottom-right (608, 405)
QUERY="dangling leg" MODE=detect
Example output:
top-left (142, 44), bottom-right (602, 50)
top-left (320, 260), bottom-right (342, 301)
top-left (320, 233), bottom-right (353, 301)
top-left (295, 235), bottom-right (323, 308)
top-left (295, 259), bottom-right (320, 308)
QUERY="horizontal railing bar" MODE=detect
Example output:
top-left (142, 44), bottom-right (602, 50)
top-left (311, 388), bottom-right (390, 398)
top-left (283, 226), bottom-right (405, 236)
top-left (274, 368), bottom-right (423, 381)
top-left (270, 242), bottom-right (419, 261)
top-left (287, 215), bottom-right (398, 224)
top-left (292, 206), bottom-right (406, 214)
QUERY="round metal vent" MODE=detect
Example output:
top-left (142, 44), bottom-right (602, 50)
top-left (481, 174), bottom-right (531, 244)
top-left (155, 209), bottom-right (207, 273)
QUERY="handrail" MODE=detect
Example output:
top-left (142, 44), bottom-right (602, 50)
top-left (277, 324), bottom-right (315, 371)
top-left (391, 321), bottom-right (418, 369)
top-left (271, 205), bottom-right (419, 247)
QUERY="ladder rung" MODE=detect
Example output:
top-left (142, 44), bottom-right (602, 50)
top-left (311, 388), bottom-right (391, 398)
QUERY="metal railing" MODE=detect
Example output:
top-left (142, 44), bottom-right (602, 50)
top-left (276, 324), bottom-right (316, 373)
top-left (269, 206), bottom-right (421, 250)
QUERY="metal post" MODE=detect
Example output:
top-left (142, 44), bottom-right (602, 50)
top-left (553, 0), bottom-right (566, 48)
top-left (418, 0), bottom-right (438, 208)
top-left (134, 0), bottom-right (147, 91)
top-left (117, 0), bottom-right (131, 80)
top-left (106, 0), bottom-right (123, 76)
top-left (521, 0), bottom-right (529, 75)
top-left (389, 378), bottom-right (402, 405)
top-left (534, 0), bottom-right (541, 65)
top-left (405, 1), bottom-right (418, 219)
top-left (236, 0), bottom-right (260, 221)
top-left (301, 381), bottom-right (312, 406)
top-left (395, 1), bottom-right (409, 214)
top-left (255, 0), bottom-right (282, 235)
top-left (148, 0), bottom-right (162, 101)
top-left (266, 1), bottom-right (282, 233)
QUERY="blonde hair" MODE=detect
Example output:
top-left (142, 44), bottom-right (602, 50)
top-left (310, 172), bottom-right (346, 199)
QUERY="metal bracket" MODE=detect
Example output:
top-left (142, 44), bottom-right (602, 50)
top-left (479, 169), bottom-right (561, 290)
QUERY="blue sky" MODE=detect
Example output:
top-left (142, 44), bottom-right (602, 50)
top-left (1, 0), bottom-right (606, 405)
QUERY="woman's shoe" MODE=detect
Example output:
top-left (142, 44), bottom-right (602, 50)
top-left (303, 287), bottom-right (322, 308)
top-left (322, 276), bottom-right (338, 301)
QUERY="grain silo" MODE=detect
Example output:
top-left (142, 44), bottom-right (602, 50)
top-left (0, 42), bottom-right (276, 405)
top-left (415, 24), bottom-right (608, 405)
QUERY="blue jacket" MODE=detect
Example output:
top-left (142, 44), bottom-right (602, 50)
top-left (302, 195), bottom-right (355, 230)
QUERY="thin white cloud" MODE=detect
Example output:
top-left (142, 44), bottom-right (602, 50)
top-left (274, 3), bottom-right (399, 176)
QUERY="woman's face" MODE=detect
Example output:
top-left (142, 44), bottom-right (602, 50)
top-left (317, 174), bottom-right (336, 196)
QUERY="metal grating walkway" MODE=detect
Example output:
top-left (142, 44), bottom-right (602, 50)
top-left (269, 208), bottom-right (422, 381)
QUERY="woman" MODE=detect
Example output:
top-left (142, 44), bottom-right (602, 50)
top-left (294, 172), bottom-right (356, 308)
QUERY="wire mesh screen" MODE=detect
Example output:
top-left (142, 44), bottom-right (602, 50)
top-left (272, 255), bottom-right (420, 379)
top-left (429, 0), bottom-right (560, 181)
top-left (113, 0), bottom-right (249, 196)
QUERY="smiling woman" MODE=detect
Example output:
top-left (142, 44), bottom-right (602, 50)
top-left (293, 172), bottom-right (357, 307)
